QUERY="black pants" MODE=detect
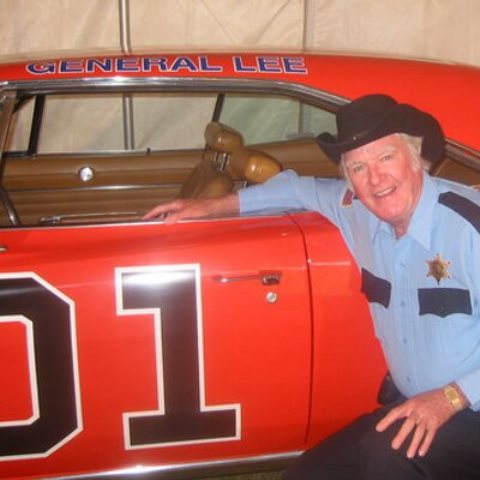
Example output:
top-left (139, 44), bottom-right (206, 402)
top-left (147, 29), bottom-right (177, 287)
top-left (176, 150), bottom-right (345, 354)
top-left (282, 404), bottom-right (480, 480)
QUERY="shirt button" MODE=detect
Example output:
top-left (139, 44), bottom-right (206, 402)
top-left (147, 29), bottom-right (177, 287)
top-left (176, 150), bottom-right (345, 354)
top-left (407, 376), bottom-right (412, 383)
top-left (400, 300), bottom-right (406, 307)
top-left (403, 338), bottom-right (408, 345)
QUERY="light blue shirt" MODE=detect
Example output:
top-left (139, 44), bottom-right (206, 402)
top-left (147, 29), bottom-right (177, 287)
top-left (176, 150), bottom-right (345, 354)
top-left (239, 170), bottom-right (480, 410)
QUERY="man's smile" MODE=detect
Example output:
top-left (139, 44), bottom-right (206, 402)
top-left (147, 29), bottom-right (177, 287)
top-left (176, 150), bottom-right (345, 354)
top-left (373, 186), bottom-right (397, 198)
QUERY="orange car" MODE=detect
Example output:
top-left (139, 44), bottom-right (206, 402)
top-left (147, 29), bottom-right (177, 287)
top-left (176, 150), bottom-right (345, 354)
top-left (0, 53), bottom-right (478, 479)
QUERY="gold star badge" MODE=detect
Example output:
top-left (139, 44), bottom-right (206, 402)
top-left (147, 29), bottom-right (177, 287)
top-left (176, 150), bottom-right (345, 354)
top-left (426, 253), bottom-right (451, 285)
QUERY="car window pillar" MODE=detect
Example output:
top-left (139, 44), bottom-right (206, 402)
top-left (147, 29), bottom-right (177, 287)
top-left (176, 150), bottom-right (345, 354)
top-left (0, 93), bottom-right (19, 226)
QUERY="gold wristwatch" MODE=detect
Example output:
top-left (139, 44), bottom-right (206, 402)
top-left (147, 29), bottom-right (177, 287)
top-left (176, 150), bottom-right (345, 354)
top-left (443, 383), bottom-right (464, 412)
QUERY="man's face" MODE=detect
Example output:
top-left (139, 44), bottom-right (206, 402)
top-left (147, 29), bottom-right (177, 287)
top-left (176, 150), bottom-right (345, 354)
top-left (342, 134), bottom-right (424, 237)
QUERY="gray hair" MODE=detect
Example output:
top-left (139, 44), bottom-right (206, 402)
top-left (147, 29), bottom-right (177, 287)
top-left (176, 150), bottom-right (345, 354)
top-left (398, 133), bottom-right (428, 171)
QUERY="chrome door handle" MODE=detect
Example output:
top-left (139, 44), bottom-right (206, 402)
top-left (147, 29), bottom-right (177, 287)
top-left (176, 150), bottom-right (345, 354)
top-left (212, 271), bottom-right (282, 285)
top-left (0, 245), bottom-right (7, 253)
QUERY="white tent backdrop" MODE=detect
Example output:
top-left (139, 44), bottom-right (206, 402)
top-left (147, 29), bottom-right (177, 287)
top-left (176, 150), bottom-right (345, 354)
top-left (0, 0), bottom-right (478, 66)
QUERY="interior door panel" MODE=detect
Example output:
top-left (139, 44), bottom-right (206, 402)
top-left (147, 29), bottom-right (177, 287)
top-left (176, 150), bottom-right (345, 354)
top-left (1, 150), bottom-right (203, 226)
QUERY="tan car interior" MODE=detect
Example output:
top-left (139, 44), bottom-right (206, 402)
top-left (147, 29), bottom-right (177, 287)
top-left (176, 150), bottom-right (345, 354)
top-left (0, 120), bottom-right (327, 227)
top-left (178, 122), bottom-right (284, 200)
top-left (178, 122), bottom-right (243, 199)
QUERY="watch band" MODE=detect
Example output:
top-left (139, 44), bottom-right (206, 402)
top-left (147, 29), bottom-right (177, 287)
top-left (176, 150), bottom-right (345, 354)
top-left (443, 383), bottom-right (464, 412)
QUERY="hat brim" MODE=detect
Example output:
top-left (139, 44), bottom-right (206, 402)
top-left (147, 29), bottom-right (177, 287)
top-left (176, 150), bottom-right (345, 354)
top-left (317, 104), bottom-right (445, 164)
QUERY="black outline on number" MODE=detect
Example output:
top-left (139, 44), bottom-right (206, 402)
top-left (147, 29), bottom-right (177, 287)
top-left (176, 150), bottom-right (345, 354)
top-left (116, 264), bottom-right (240, 449)
top-left (0, 272), bottom-right (82, 461)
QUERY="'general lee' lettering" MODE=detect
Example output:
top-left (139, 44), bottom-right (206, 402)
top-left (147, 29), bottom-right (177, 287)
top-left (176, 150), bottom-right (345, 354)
top-left (232, 56), bottom-right (307, 74)
top-left (26, 55), bottom-right (308, 75)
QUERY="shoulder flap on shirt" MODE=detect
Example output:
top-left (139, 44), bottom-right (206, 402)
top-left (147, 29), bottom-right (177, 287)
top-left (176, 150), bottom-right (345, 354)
top-left (439, 191), bottom-right (480, 233)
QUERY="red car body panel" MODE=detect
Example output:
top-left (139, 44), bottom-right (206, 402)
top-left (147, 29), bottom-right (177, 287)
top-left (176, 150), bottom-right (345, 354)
top-left (0, 52), bottom-right (478, 478)
top-left (291, 213), bottom-right (385, 443)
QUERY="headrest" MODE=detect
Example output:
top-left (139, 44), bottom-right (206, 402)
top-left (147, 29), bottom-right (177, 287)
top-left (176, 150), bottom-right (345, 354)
top-left (229, 148), bottom-right (282, 184)
top-left (204, 122), bottom-right (244, 153)
top-left (179, 160), bottom-right (234, 199)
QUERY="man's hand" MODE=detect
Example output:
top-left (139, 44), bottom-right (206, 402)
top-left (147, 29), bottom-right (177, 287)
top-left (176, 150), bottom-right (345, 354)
top-left (376, 385), bottom-right (467, 459)
top-left (143, 194), bottom-right (240, 223)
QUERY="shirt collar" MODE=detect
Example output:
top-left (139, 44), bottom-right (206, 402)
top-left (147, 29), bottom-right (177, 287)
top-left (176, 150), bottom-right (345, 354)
top-left (371, 173), bottom-right (438, 248)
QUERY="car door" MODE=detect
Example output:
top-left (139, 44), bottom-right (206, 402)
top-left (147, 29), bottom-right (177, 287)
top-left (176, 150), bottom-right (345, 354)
top-left (0, 214), bottom-right (312, 479)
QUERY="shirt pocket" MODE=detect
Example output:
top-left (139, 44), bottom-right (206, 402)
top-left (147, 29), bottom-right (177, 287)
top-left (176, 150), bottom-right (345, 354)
top-left (418, 288), bottom-right (472, 318)
top-left (361, 268), bottom-right (391, 308)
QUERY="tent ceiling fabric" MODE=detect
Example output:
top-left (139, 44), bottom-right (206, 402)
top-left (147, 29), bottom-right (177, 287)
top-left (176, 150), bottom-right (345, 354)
top-left (129, 0), bottom-right (305, 49)
top-left (0, 0), bottom-right (478, 66)
top-left (0, 0), bottom-right (120, 59)
top-left (306, 0), bottom-right (480, 67)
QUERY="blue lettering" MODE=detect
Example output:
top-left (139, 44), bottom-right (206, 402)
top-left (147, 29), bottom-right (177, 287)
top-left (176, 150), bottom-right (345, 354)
top-left (85, 58), bottom-right (113, 73)
top-left (199, 56), bottom-right (223, 72)
top-left (257, 57), bottom-right (282, 73)
top-left (116, 58), bottom-right (141, 72)
top-left (171, 56), bottom-right (198, 72)
top-left (25, 55), bottom-right (305, 77)
top-left (59, 60), bottom-right (84, 74)
top-left (26, 63), bottom-right (55, 75)
top-left (233, 56), bottom-right (256, 72)
top-left (142, 57), bottom-right (169, 72)
top-left (283, 57), bottom-right (307, 74)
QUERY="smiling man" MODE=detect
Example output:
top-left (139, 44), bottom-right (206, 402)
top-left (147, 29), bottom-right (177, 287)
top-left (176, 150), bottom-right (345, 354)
top-left (341, 133), bottom-right (424, 238)
top-left (144, 94), bottom-right (480, 479)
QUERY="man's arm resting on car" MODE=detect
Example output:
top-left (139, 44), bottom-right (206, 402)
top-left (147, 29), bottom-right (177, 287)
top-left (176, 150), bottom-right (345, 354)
top-left (143, 193), bottom-right (240, 223)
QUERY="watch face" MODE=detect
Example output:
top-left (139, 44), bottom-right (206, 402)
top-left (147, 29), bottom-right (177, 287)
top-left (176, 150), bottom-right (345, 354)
top-left (444, 385), bottom-right (462, 411)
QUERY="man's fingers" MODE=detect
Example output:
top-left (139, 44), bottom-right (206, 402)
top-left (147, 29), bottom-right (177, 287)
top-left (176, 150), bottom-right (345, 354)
top-left (142, 206), bottom-right (169, 220)
top-left (143, 201), bottom-right (183, 220)
top-left (143, 210), bottom-right (167, 220)
top-left (391, 416), bottom-right (416, 451)
top-left (406, 420), bottom-right (426, 458)
top-left (418, 427), bottom-right (435, 457)
top-left (376, 407), bottom-right (403, 432)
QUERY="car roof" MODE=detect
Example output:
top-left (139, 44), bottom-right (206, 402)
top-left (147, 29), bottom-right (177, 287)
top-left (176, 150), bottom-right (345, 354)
top-left (0, 52), bottom-right (479, 150)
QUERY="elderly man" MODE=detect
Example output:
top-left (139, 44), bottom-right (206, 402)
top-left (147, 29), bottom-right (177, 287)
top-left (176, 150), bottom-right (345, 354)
top-left (144, 94), bottom-right (480, 479)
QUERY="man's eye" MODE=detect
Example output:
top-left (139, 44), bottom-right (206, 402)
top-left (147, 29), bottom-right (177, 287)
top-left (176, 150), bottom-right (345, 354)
top-left (381, 154), bottom-right (394, 162)
top-left (350, 164), bottom-right (365, 174)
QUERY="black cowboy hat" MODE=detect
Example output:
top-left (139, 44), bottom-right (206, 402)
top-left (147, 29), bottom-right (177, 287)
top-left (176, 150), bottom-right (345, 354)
top-left (316, 94), bottom-right (445, 164)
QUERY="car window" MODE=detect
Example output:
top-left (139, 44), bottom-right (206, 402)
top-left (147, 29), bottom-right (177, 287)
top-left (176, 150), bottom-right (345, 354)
top-left (4, 91), bottom-right (337, 156)
top-left (133, 93), bottom-right (216, 151)
top-left (4, 97), bottom-right (34, 152)
top-left (41, 94), bottom-right (125, 152)
top-left (0, 88), bottom-right (337, 228)
top-left (5, 93), bottom-right (218, 154)
top-left (220, 93), bottom-right (337, 144)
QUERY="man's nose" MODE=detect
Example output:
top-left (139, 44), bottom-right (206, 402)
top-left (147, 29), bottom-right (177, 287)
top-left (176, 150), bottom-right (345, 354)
top-left (368, 165), bottom-right (382, 185)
